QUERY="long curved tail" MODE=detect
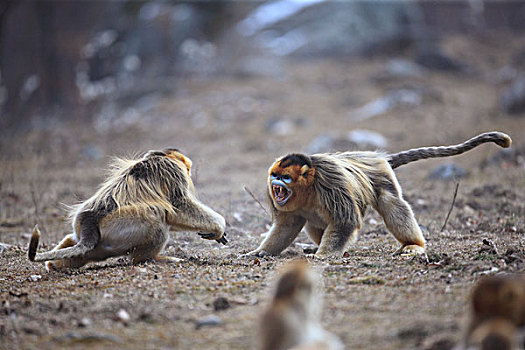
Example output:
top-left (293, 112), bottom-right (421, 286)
top-left (388, 132), bottom-right (512, 169)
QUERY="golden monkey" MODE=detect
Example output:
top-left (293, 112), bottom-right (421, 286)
top-left (28, 148), bottom-right (226, 271)
top-left (250, 132), bottom-right (511, 258)
top-left (259, 260), bottom-right (343, 350)
top-left (462, 275), bottom-right (525, 350)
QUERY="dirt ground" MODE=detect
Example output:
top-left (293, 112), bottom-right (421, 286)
top-left (1, 33), bottom-right (525, 350)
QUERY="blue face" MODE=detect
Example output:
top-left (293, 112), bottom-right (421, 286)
top-left (270, 173), bottom-right (293, 206)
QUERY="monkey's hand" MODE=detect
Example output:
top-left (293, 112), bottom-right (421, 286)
top-left (197, 231), bottom-right (228, 245)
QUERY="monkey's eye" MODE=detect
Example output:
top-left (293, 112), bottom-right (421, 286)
top-left (270, 173), bottom-right (278, 180)
top-left (282, 175), bottom-right (292, 183)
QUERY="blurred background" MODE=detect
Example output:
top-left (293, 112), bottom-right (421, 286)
top-left (2, 0), bottom-right (525, 133)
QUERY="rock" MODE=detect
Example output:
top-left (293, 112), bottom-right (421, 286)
top-left (29, 274), bottom-right (42, 282)
top-left (232, 56), bottom-right (285, 78)
top-left (78, 317), bottom-right (91, 328)
top-left (213, 297), bottom-right (231, 311)
top-left (501, 73), bottom-right (525, 115)
top-left (375, 59), bottom-right (424, 82)
top-left (0, 242), bottom-right (15, 253)
top-left (415, 49), bottom-right (467, 72)
top-left (195, 315), bottom-right (222, 329)
top-left (265, 117), bottom-right (305, 135)
top-left (347, 129), bottom-right (387, 149)
top-left (351, 89), bottom-right (422, 121)
top-left (428, 163), bottom-right (468, 180)
top-left (116, 309), bottom-right (130, 324)
top-left (306, 130), bottom-right (387, 153)
top-left (305, 134), bottom-right (338, 154)
top-left (481, 146), bottom-right (525, 168)
top-left (236, 1), bottom-right (417, 57)
top-left (385, 59), bottom-right (424, 78)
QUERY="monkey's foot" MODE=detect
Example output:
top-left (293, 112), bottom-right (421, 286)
top-left (45, 261), bottom-right (56, 272)
top-left (303, 247), bottom-right (318, 255)
top-left (394, 244), bottom-right (425, 256)
top-left (45, 260), bottom-right (82, 272)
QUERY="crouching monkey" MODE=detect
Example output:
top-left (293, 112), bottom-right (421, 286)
top-left (28, 148), bottom-right (226, 271)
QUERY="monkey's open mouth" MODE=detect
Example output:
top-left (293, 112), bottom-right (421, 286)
top-left (271, 180), bottom-right (292, 206)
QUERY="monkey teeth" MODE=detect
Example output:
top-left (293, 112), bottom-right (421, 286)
top-left (273, 185), bottom-right (290, 204)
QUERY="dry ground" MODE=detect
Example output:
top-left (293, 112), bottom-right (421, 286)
top-left (1, 34), bottom-right (525, 349)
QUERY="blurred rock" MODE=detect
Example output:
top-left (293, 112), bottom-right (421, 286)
top-left (375, 59), bottom-right (424, 82)
top-left (195, 315), bottom-right (222, 329)
top-left (347, 130), bottom-right (387, 149)
top-left (351, 89), bottom-right (422, 121)
top-left (265, 117), bottom-right (305, 135)
top-left (415, 49), bottom-right (468, 72)
top-left (232, 56), bottom-right (285, 78)
top-left (305, 129), bottom-right (387, 153)
top-left (237, 1), bottom-right (417, 57)
top-left (213, 297), bottom-right (231, 311)
top-left (481, 146), bottom-right (525, 168)
top-left (116, 309), bottom-right (130, 324)
top-left (30, 274), bottom-right (42, 282)
top-left (78, 317), bottom-right (91, 328)
top-left (428, 163), bottom-right (468, 180)
top-left (500, 73), bottom-right (525, 115)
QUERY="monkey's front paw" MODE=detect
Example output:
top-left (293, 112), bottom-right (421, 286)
top-left (314, 249), bottom-right (343, 259)
top-left (244, 249), bottom-right (271, 258)
top-left (197, 231), bottom-right (226, 243)
top-left (394, 244), bottom-right (425, 256)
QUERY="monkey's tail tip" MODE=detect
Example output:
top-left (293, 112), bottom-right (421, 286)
top-left (495, 132), bottom-right (512, 148)
top-left (28, 225), bottom-right (41, 261)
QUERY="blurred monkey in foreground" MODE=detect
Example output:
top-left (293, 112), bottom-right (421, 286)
top-left (250, 132), bottom-right (511, 258)
top-left (260, 260), bottom-right (343, 350)
top-left (462, 274), bottom-right (525, 350)
top-left (28, 149), bottom-right (226, 271)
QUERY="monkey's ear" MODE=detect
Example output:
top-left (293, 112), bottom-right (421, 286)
top-left (179, 155), bottom-right (192, 171)
top-left (300, 165), bottom-right (315, 183)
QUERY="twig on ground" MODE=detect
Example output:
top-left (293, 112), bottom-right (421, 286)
top-left (441, 181), bottom-right (460, 232)
top-left (243, 185), bottom-right (270, 218)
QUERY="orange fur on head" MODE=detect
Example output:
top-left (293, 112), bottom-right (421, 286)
top-left (268, 157), bottom-right (316, 212)
top-left (166, 151), bottom-right (192, 176)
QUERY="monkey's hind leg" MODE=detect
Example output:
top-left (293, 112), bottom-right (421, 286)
top-left (128, 223), bottom-right (179, 264)
top-left (375, 189), bottom-right (425, 255)
top-left (316, 224), bottom-right (359, 258)
top-left (45, 234), bottom-right (90, 271)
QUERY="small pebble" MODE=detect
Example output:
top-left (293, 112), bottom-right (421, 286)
top-left (30, 274), bottom-right (41, 282)
top-left (78, 317), bottom-right (91, 327)
top-left (116, 309), bottom-right (130, 324)
top-left (213, 297), bottom-right (231, 311)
